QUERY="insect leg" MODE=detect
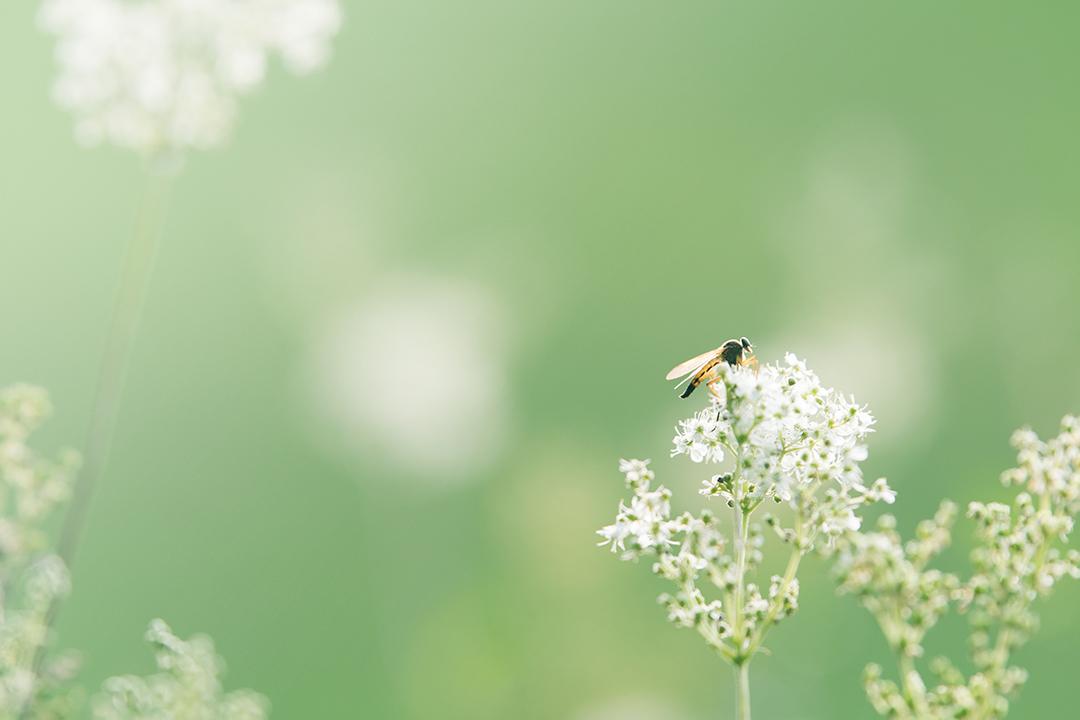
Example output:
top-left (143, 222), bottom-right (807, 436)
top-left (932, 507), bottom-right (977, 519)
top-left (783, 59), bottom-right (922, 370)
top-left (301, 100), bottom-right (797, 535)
top-left (707, 374), bottom-right (725, 401)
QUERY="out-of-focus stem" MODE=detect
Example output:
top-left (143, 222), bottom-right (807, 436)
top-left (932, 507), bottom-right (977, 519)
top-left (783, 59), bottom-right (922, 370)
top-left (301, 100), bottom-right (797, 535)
top-left (899, 654), bottom-right (929, 718)
top-left (731, 447), bottom-right (750, 659)
top-left (57, 172), bottom-right (171, 565)
top-left (19, 171), bottom-right (171, 719)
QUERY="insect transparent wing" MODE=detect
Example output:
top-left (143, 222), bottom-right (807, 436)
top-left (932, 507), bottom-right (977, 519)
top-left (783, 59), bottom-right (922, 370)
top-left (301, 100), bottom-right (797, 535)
top-left (665, 347), bottom-right (722, 380)
top-left (672, 364), bottom-right (706, 391)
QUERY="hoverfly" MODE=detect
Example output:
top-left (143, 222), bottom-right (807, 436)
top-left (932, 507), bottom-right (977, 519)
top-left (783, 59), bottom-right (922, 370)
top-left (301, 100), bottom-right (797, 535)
top-left (666, 337), bottom-right (756, 398)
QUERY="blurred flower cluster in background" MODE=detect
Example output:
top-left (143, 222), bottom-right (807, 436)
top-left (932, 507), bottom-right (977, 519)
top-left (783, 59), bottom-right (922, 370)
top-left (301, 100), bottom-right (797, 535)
top-left (1, 1), bottom-right (1079, 718)
top-left (40, 0), bottom-right (341, 154)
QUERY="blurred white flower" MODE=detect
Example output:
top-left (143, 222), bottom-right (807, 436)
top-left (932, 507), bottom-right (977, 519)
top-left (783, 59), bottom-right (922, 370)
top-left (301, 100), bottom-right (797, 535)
top-left (820, 507), bottom-right (861, 535)
top-left (779, 120), bottom-right (912, 257)
top-left (39, 0), bottom-right (343, 155)
top-left (0, 385), bottom-right (81, 716)
top-left (770, 120), bottom-right (945, 446)
top-left (94, 619), bottom-right (268, 719)
top-left (307, 277), bottom-right (509, 485)
top-left (0, 385), bottom-right (79, 566)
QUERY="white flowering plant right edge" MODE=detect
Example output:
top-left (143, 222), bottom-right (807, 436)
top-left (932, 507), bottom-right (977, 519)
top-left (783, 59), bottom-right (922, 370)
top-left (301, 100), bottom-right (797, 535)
top-left (834, 415), bottom-right (1080, 720)
top-left (598, 353), bottom-right (896, 719)
top-left (597, 351), bottom-right (1079, 719)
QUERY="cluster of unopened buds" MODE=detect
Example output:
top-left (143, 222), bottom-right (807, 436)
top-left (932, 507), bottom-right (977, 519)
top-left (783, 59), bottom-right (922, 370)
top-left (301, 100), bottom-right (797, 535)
top-left (835, 415), bottom-right (1080, 719)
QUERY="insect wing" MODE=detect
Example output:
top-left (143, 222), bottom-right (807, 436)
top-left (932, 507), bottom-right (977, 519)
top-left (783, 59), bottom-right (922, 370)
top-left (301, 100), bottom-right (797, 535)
top-left (672, 361), bottom-right (710, 391)
top-left (665, 347), bottom-right (722, 380)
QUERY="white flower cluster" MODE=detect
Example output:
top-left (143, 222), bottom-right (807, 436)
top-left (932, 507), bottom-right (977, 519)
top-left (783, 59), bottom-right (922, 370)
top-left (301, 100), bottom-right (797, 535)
top-left (675, 355), bottom-right (890, 544)
top-left (835, 415), bottom-right (1080, 720)
top-left (598, 354), bottom-right (893, 669)
top-left (0, 385), bottom-right (81, 717)
top-left (94, 619), bottom-right (269, 720)
top-left (39, 0), bottom-right (343, 155)
top-left (597, 459), bottom-right (734, 655)
top-left (596, 459), bottom-right (675, 554)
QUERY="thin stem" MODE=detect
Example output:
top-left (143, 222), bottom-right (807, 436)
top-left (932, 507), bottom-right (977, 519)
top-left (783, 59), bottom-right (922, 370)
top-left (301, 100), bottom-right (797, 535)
top-left (19, 172), bottom-right (171, 718)
top-left (870, 632), bottom-right (916, 720)
top-left (881, 593), bottom-right (929, 719)
top-left (734, 661), bottom-right (751, 720)
top-left (1029, 490), bottom-right (1052, 581)
top-left (965, 628), bottom-right (1013, 720)
top-left (731, 455), bottom-right (751, 659)
top-left (732, 506), bottom-right (748, 636)
top-left (899, 654), bottom-right (929, 718)
top-left (58, 172), bottom-right (171, 565)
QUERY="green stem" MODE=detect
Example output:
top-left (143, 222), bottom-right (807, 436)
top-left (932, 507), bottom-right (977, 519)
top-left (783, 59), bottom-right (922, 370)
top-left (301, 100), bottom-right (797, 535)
top-left (732, 488), bottom-right (751, 658)
top-left (734, 661), bottom-right (751, 720)
top-left (729, 444), bottom-right (754, 720)
top-left (899, 654), bottom-right (929, 717)
top-left (58, 172), bottom-right (171, 565)
top-left (19, 172), bottom-right (171, 719)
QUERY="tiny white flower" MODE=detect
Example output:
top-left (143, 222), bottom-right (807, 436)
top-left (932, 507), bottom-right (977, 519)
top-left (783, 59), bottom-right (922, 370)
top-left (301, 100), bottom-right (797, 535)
top-left (871, 478), bottom-right (896, 504)
top-left (619, 458), bottom-right (653, 486)
top-left (822, 508), bottom-right (861, 535)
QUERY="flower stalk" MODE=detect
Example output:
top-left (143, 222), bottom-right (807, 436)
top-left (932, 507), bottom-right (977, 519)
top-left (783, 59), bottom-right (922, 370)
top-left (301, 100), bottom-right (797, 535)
top-left (25, 173), bottom-right (171, 720)
top-left (734, 661), bottom-right (751, 720)
top-left (57, 172), bottom-right (171, 566)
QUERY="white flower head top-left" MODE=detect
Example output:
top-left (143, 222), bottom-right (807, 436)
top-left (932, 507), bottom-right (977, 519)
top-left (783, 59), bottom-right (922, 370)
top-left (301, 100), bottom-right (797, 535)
top-left (39, 0), bottom-right (343, 158)
top-left (598, 351), bottom-right (895, 719)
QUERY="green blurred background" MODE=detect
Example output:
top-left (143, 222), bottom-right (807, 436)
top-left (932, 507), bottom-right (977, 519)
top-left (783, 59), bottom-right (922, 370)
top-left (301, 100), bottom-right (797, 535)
top-left (2, 1), bottom-right (1079, 717)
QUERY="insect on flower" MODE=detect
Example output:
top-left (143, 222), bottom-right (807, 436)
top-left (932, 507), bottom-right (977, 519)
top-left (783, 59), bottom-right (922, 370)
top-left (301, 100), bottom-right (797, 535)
top-left (666, 337), bottom-right (757, 398)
